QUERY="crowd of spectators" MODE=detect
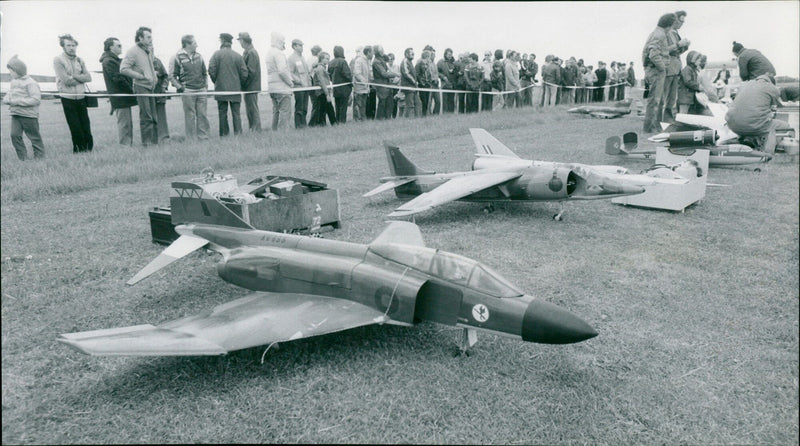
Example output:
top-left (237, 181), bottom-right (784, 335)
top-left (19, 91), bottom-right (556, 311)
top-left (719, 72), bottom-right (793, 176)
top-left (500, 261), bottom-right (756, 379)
top-left (4, 17), bottom-right (781, 159)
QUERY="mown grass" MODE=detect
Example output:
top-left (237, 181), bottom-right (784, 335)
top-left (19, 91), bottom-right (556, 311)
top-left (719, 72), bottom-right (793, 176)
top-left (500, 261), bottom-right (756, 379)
top-left (1, 95), bottom-right (798, 444)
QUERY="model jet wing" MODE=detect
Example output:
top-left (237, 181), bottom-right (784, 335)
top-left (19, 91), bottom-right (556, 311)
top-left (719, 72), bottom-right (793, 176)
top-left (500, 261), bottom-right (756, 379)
top-left (58, 292), bottom-right (389, 356)
top-left (363, 178), bottom-right (417, 197)
top-left (470, 128), bottom-right (521, 158)
top-left (389, 170), bottom-right (522, 217)
top-left (127, 235), bottom-right (209, 285)
top-left (370, 220), bottom-right (426, 246)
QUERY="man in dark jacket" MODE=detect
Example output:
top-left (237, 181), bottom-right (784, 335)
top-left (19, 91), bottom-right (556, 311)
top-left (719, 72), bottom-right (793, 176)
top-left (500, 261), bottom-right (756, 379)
top-left (437, 49), bottom-right (458, 113)
top-left (100, 37), bottom-right (137, 146)
top-left (732, 41), bottom-right (776, 82)
top-left (328, 45), bottom-right (352, 123)
top-left (208, 33), bottom-right (248, 136)
top-left (594, 61), bottom-right (608, 102)
top-left (237, 32), bottom-right (261, 132)
top-left (372, 45), bottom-right (398, 120)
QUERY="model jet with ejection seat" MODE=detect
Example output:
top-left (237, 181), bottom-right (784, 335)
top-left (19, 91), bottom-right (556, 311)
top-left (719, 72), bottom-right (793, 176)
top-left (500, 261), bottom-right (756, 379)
top-left (567, 98), bottom-right (633, 119)
top-left (57, 192), bottom-right (597, 357)
top-left (365, 128), bottom-right (664, 220)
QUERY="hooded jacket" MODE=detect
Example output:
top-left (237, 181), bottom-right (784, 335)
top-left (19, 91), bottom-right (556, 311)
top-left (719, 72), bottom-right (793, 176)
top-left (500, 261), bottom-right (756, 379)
top-left (100, 50), bottom-right (137, 109)
top-left (328, 46), bottom-right (352, 98)
top-left (678, 50), bottom-right (701, 105)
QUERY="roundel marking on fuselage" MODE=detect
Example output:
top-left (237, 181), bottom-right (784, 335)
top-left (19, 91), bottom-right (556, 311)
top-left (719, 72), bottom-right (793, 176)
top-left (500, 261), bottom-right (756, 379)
top-left (472, 304), bottom-right (489, 323)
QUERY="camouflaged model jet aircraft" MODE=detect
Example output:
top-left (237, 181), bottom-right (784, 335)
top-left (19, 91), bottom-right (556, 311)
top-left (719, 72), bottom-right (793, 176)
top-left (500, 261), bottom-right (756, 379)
top-left (605, 130), bottom-right (773, 168)
top-left (567, 98), bottom-right (633, 119)
top-left (57, 198), bottom-right (597, 356)
top-left (364, 128), bottom-right (647, 220)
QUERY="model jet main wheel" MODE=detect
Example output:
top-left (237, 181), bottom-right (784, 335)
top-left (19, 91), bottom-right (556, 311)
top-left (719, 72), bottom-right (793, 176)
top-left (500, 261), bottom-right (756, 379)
top-left (754, 168), bottom-right (762, 173)
top-left (483, 204), bottom-right (495, 214)
top-left (553, 213), bottom-right (563, 221)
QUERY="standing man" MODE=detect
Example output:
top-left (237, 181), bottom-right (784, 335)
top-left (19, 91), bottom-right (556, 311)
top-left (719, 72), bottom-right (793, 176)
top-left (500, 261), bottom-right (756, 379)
top-left (170, 34), bottom-right (209, 141)
top-left (400, 48), bottom-right (418, 118)
top-left (464, 53), bottom-right (483, 113)
top-left (287, 38), bottom-right (311, 128)
top-left (424, 46), bottom-right (440, 115)
top-left (306, 45), bottom-right (323, 124)
top-left (208, 33), bottom-right (247, 137)
top-left (480, 51), bottom-right (494, 112)
top-left (54, 34), bottom-right (93, 152)
top-left (541, 55), bottom-right (560, 107)
top-left (372, 45), bottom-right (398, 120)
top-left (266, 32), bottom-right (294, 131)
top-left (437, 49), bottom-right (457, 113)
top-left (152, 53), bottom-right (171, 143)
top-left (594, 61), bottom-right (608, 102)
top-left (237, 32), bottom-right (262, 132)
top-left (120, 26), bottom-right (158, 147)
top-left (663, 10), bottom-right (690, 122)
top-left (100, 37), bottom-right (137, 146)
top-left (328, 45), bottom-right (352, 123)
top-left (5, 55), bottom-right (45, 160)
top-left (351, 46), bottom-right (372, 121)
top-left (642, 13), bottom-right (676, 133)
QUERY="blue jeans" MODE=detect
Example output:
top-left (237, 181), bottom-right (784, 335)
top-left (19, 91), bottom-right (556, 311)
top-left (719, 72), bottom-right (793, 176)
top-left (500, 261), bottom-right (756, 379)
top-left (10, 115), bottom-right (45, 159)
top-left (181, 88), bottom-right (210, 140)
top-left (643, 66), bottom-right (666, 133)
top-left (134, 85), bottom-right (158, 146)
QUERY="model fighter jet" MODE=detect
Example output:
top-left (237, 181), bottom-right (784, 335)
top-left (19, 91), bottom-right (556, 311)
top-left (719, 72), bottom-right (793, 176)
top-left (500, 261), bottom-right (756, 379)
top-left (567, 98), bottom-right (632, 119)
top-left (365, 128), bottom-right (649, 220)
top-left (605, 130), bottom-right (773, 168)
top-left (58, 190), bottom-right (596, 357)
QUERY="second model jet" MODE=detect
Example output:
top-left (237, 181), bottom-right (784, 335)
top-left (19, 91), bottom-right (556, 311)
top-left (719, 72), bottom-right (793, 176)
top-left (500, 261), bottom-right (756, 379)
top-left (365, 128), bottom-right (649, 220)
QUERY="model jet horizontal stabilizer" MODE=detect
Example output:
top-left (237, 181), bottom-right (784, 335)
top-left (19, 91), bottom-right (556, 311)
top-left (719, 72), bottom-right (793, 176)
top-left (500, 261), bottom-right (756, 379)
top-left (127, 235), bottom-right (209, 285)
top-left (363, 178), bottom-right (416, 197)
top-left (58, 292), bottom-right (390, 356)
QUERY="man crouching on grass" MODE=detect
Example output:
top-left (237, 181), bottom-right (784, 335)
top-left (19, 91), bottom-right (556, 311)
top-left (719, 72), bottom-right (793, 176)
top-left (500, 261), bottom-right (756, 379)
top-left (4, 55), bottom-right (45, 160)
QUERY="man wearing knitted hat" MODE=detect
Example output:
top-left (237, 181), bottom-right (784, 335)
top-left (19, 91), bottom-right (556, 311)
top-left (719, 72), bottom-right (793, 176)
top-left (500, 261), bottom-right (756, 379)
top-left (4, 55), bottom-right (45, 160)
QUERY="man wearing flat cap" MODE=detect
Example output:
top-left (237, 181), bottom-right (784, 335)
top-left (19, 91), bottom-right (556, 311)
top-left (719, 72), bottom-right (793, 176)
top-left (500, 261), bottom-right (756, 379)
top-left (237, 32), bottom-right (262, 132)
top-left (208, 32), bottom-right (248, 136)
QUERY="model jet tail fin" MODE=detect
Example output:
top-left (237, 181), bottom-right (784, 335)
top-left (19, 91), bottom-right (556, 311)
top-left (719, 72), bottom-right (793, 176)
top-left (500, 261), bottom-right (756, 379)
top-left (469, 128), bottom-right (521, 158)
top-left (383, 141), bottom-right (434, 176)
top-left (127, 235), bottom-right (209, 285)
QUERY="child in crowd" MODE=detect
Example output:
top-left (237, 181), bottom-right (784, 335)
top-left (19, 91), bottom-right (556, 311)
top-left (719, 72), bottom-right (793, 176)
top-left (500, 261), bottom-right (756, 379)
top-left (677, 50), bottom-right (702, 114)
top-left (3, 55), bottom-right (45, 160)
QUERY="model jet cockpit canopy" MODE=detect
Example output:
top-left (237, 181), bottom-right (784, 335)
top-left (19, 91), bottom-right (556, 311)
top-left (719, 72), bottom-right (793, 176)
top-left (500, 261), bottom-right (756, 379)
top-left (369, 243), bottom-right (523, 298)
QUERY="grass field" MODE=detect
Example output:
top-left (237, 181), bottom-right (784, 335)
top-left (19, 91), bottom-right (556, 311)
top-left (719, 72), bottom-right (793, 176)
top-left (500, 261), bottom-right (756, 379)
top-left (1, 95), bottom-right (798, 444)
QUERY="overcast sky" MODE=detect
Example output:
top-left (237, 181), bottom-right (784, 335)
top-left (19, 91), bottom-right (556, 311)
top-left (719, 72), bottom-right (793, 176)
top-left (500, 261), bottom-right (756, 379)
top-left (1, 0), bottom-right (798, 81)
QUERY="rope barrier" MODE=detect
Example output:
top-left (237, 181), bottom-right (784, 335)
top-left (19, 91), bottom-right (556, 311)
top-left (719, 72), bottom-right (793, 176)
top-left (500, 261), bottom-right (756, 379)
top-left (47, 80), bottom-right (636, 98)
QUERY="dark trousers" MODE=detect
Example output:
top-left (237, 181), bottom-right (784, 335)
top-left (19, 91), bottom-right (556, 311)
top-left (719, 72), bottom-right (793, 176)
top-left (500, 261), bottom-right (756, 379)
top-left (442, 92), bottom-right (455, 113)
top-left (312, 94), bottom-right (336, 126)
top-left (244, 92), bottom-right (262, 131)
top-left (309, 91), bottom-right (321, 126)
top-left (376, 94), bottom-right (394, 120)
top-left (156, 102), bottom-right (169, 142)
top-left (60, 98), bottom-right (93, 152)
top-left (430, 89), bottom-right (441, 114)
top-left (456, 92), bottom-right (466, 113)
top-left (334, 95), bottom-right (349, 124)
top-left (135, 85), bottom-right (158, 146)
top-left (217, 101), bottom-right (242, 136)
top-left (366, 88), bottom-right (377, 119)
top-left (418, 91), bottom-right (430, 117)
top-left (466, 91), bottom-right (480, 113)
top-left (293, 91), bottom-right (309, 128)
top-left (481, 84), bottom-right (493, 111)
top-left (11, 115), bottom-right (45, 160)
top-left (353, 93), bottom-right (367, 121)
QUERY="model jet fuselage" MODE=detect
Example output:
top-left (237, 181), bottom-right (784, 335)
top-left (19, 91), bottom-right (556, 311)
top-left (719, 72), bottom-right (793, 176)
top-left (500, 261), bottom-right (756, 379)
top-left (186, 224), bottom-right (595, 345)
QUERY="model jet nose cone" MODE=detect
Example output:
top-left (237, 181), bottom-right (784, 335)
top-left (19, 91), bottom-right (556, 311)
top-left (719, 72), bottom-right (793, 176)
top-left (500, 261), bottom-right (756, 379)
top-left (521, 299), bottom-right (597, 344)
